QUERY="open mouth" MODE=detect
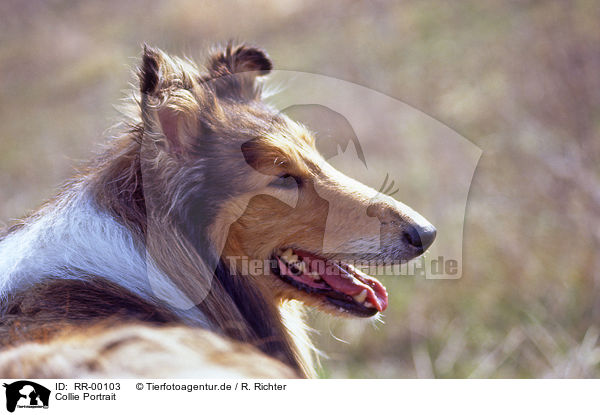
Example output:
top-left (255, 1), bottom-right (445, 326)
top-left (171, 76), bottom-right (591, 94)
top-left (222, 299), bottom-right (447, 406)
top-left (271, 248), bottom-right (388, 317)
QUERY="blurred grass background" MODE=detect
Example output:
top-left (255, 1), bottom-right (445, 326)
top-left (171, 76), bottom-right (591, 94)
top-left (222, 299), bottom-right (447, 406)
top-left (1, 0), bottom-right (599, 377)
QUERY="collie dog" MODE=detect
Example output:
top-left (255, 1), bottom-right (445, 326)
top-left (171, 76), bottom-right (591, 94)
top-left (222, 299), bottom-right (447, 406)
top-left (0, 43), bottom-right (435, 378)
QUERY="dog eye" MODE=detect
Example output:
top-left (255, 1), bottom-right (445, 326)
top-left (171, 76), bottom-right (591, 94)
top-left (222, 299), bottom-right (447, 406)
top-left (269, 174), bottom-right (299, 189)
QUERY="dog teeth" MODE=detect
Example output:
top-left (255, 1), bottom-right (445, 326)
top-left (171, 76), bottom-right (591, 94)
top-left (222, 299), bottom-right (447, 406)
top-left (363, 302), bottom-right (375, 308)
top-left (306, 271), bottom-right (321, 281)
top-left (353, 289), bottom-right (368, 304)
top-left (279, 248), bottom-right (298, 264)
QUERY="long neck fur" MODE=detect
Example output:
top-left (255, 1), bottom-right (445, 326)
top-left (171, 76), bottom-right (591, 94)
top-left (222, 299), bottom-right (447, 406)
top-left (0, 124), bottom-right (314, 377)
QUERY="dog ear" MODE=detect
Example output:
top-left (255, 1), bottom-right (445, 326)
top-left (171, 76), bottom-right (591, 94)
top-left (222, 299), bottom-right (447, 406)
top-left (138, 45), bottom-right (201, 154)
top-left (206, 42), bottom-right (272, 101)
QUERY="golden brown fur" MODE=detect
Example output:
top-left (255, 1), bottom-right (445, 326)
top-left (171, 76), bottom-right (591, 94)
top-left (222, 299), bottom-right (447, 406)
top-left (0, 324), bottom-right (296, 378)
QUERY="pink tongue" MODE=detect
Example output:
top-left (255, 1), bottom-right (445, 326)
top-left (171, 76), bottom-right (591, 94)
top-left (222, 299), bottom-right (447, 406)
top-left (303, 256), bottom-right (388, 312)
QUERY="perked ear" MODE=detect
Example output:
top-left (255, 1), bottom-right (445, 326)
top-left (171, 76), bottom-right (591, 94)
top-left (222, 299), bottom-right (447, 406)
top-left (138, 45), bottom-right (201, 154)
top-left (206, 42), bottom-right (273, 101)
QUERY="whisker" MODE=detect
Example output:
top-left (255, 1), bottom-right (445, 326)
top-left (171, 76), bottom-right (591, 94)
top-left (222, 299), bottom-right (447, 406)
top-left (378, 173), bottom-right (390, 194)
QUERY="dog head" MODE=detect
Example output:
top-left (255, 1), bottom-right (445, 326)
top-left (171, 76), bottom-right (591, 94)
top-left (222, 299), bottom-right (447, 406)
top-left (138, 43), bottom-right (435, 318)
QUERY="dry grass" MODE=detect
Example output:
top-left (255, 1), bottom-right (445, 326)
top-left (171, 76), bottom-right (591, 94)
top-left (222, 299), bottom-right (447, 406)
top-left (0, 0), bottom-right (598, 378)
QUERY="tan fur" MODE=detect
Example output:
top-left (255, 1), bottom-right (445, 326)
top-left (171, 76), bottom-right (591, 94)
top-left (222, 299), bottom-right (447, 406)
top-left (0, 324), bottom-right (296, 378)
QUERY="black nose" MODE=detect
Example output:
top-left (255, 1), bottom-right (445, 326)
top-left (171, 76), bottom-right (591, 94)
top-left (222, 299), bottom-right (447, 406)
top-left (402, 225), bottom-right (436, 252)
